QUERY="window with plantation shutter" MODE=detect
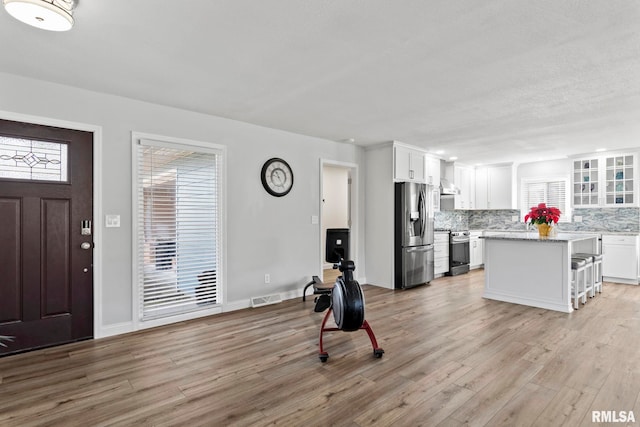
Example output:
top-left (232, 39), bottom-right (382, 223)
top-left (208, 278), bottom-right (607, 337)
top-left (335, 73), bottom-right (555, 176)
top-left (134, 138), bottom-right (222, 321)
top-left (521, 178), bottom-right (570, 223)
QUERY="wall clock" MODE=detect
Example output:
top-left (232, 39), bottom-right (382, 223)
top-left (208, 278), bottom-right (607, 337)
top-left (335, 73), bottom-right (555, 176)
top-left (261, 157), bottom-right (294, 197)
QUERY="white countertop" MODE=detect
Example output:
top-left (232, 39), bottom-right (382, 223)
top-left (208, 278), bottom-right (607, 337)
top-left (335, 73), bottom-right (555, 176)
top-left (481, 232), bottom-right (600, 242)
top-left (480, 229), bottom-right (639, 236)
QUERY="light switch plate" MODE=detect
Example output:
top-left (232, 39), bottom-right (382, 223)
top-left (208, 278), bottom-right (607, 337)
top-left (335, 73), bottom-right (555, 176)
top-left (311, 215), bottom-right (319, 224)
top-left (105, 214), bottom-right (121, 228)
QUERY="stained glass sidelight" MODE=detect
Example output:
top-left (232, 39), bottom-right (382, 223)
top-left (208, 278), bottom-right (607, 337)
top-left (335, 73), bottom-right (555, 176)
top-left (0, 136), bottom-right (68, 182)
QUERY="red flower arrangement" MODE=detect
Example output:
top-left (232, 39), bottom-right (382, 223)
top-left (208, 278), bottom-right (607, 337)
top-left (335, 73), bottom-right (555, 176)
top-left (524, 203), bottom-right (561, 225)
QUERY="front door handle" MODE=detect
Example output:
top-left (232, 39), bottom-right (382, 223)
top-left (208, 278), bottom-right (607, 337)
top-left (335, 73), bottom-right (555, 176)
top-left (81, 242), bottom-right (92, 250)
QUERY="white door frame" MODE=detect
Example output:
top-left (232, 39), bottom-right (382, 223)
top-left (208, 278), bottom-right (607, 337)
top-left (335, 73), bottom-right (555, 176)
top-left (319, 159), bottom-right (359, 282)
top-left (0, 109), bottom-right (103, 338)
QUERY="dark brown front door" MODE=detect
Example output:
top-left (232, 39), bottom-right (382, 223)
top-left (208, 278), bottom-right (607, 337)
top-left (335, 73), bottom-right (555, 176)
top-left (0, 118), bottom-right (93, 355)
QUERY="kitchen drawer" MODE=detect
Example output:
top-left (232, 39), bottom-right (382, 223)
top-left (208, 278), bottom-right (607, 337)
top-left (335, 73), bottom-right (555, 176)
top-left (434, 233), bottom-right (450, 243)
top-left (434, 256), bottom-right (449, 274)
top-left (601, 235), bottom-right (639, 245)
top-left (434, 243), bottom-right (449, 256)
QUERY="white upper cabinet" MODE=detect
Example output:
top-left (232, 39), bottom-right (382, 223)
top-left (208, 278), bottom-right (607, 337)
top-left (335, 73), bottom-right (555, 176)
top-left (488, 165), bottom-right (515, 209)
top-left (454, 164), bottom-right (475, 209)
top-left (604, 155), bottom-right (635, 206)
top-left (475, 167), bottom-right (488, 209)
top-left (573, 157), bottom-right (601, 207)
top-left (475, 164), bottom-right (514, 210)
top-left (444, 161), bottom-right (475, 209)
top-left (394, 144), bottom-right (426, 183)
top-left (425, 154), bottom-right (441, 187)
top-left (573, 154), bottom-right (636, 207)
top-left (426, 155), bottom-right (441, 211)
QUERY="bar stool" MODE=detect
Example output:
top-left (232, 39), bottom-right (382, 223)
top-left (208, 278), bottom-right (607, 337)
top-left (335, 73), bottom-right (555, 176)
top-left (574, 253), bottom-right (602, 296)
top-left (592, 253), bottom-right (603, 294)
top-left (572, 254), bottom-right (594, 300)
top-left (571, 257), bottom-right (588, 309)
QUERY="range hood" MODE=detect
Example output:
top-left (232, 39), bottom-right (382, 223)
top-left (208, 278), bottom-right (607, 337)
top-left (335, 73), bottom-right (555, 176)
top-left (440, 178), bottom-right (460, 195)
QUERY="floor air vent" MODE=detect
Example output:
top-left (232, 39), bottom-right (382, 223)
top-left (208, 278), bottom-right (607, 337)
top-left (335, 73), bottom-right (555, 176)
top-left (251, 294), bottom-right (282, 308)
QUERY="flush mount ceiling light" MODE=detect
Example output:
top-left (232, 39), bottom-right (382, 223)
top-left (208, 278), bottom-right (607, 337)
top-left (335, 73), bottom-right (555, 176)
top-left (4, 0), bottom-right (75, 31)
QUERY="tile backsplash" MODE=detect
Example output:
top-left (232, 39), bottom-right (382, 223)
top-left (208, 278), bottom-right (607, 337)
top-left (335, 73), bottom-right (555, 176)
top-left (562, 208), bottom-right (640, 232)
top-left (468, 210), bottom-right (523, 230)
top-left (434, 210), bottom-right (469, 231)
top-left (435, 208), bottom-right (640, 233)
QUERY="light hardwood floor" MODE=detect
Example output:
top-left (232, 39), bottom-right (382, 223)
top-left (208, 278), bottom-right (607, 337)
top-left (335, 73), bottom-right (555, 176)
top-left (322, 267), bottom-right (341, 285)
top-left (1, 270), bottom-right (640, 426)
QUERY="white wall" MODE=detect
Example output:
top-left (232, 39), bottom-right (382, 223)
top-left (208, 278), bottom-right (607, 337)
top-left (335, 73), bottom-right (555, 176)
top-left (364, 144), bottom-right (395, 288)
top-left (0, 72), bottom-right (366, 337)
top-left (517, 158), bottom-right (570, 184)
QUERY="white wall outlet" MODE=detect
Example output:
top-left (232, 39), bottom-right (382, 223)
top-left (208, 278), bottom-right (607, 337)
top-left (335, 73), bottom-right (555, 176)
top-left (311, 215), bottom-right (319, 224)
top-left (574, 215), bottom-right (583, 222)
top-left (264, 273), bottom-right (270, 284)
top-left (511, 215), bottom-right (519, 222)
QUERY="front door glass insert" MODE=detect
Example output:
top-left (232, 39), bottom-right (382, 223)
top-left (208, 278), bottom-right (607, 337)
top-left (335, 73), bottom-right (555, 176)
top-left (0, 136), bottom-right (68, 182)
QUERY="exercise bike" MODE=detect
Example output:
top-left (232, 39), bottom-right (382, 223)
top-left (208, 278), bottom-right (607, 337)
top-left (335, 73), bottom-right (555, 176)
top-left (317, 259), bottom-right (384, 363)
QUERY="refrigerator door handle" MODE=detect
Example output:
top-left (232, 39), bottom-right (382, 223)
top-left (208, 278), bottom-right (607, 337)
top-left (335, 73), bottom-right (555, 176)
top-left (405, 245), bottom-right (431, 253)
top-left (419, 189), bottom-right (426, 239)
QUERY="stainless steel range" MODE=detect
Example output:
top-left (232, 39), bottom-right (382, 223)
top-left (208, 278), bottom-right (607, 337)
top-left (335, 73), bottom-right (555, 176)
top-left (447, 230), bottom-right (470, 275)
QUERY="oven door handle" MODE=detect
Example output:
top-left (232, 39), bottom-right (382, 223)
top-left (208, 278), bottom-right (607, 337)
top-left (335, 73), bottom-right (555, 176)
top-left (452, 238), bottom-right (470, 243)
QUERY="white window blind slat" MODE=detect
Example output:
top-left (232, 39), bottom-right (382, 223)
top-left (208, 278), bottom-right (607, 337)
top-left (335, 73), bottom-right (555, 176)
top-left (521, 178), bottom-right (570, 223)
top-left (136, 140), bottom-right (221, 321)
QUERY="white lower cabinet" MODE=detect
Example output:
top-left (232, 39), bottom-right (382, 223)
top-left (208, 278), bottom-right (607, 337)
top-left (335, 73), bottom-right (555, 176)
top-left (470, 231), bottom-right (484, 269)
top-left (601, 234), bottom-right (639, 284)
top-left (434, 232), bottom-right (450, 275)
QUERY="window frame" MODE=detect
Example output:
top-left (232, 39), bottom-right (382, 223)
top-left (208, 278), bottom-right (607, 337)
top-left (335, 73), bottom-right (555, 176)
top-left (131, 132), bottom-right (226, 330)
top-left (521, 176), bottom-right (571, 224)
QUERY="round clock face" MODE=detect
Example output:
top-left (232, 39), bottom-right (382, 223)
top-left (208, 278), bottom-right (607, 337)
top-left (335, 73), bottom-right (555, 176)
top-left (261, 158), bottom-right (294, 197)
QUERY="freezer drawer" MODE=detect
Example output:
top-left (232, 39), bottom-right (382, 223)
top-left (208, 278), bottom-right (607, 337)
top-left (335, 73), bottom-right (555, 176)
top-left (401, 245), bottom-right (434, 288)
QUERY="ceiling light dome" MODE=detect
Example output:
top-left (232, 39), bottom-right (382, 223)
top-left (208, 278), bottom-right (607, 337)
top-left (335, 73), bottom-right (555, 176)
top-left (4, 0), bottom-right (75, 31)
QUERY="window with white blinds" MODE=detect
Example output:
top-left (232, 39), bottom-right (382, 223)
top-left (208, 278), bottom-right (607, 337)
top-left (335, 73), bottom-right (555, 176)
top-left (135, 138), bottom-right (222, 321)
top-left (521, 178), bottom-right (570, 223)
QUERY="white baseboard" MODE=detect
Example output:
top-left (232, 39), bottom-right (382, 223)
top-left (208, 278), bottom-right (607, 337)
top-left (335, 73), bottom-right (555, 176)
top-left (95, 279), bottom-right (371, 340)
top-left (603, 276), bottom-right (639, 285)
top-left (95, 321), bottom-right (134, 339)
top-left (224, 299), bottom-right (251, 312)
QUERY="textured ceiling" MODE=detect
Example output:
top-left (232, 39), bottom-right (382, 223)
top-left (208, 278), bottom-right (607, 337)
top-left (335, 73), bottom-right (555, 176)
top-left (1, 1), bottom-right (639, 164)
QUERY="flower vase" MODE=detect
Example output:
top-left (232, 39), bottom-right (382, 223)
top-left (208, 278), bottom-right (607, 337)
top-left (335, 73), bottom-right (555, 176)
top-left (537, 223), bottom-right (552, 238)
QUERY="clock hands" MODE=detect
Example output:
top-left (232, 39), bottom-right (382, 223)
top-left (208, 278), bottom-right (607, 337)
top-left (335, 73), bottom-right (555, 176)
top-left (271, 168), bottom-right (285, 187)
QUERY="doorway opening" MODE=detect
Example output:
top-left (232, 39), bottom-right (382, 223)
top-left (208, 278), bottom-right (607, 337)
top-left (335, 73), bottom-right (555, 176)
top-left (320, 160), bottom-right (358, 284)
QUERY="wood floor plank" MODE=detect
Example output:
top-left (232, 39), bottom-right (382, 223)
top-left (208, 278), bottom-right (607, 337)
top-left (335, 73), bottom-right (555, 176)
top-left (0, 269), bottom-right (638, 426)
top-left (450, 358), bottom-right (544, 426)
top-left (584, 369), bottom-right (640, 423)
top-left (485, 382), bottom-right (557, 427)
top-left (353, 360), bottom-right (472, 426)
top-left (392, 383), bottom-right (476, 427)
top-left (531, 385), bottom-right (598, 427)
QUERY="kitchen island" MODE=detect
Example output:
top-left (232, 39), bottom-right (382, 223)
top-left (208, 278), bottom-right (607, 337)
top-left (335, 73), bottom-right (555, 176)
top-left (482, 233), bottom-right (600, 313)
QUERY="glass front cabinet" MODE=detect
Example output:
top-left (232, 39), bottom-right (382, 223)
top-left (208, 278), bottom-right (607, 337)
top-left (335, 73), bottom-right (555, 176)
top-left (573, 154), bottom-right (636, 207)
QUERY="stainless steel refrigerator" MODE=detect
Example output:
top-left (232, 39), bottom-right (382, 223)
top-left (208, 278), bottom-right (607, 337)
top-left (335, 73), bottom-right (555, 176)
top-left (394, 182), bottom-right (435, 289)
